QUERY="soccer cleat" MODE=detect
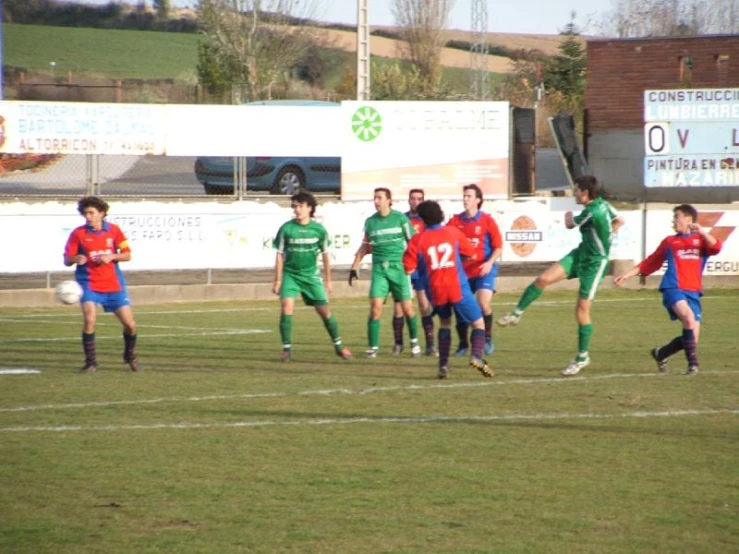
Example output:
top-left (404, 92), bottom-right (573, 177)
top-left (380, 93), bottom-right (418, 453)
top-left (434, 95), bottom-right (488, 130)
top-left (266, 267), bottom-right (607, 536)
top-left (410, 344), bottom-right (422, 358)
top-left (391, 344), bottom-right (404, 355)
top-left (469, 356), bottom-right (494, 378)
top-left (426, 345), bottom-right (439, 357)
top-left (496, 312), bottom-right (521, 327)
top-left (650, 348), bottom-right (668, 373)
top-left (454, 346), bottom-right (469, 357)
top-left (80, 364), bottom-right (97, 373)
top-left (484, 339), bottom-right (495, 355)
top-left (336, 348), bottom-right (353, 360)
top-left (685, 365), bottom-right (699, 375)
top-left (364, 348), bottom-right (378, 359)
top-left (437, 365), bottom-right (449, 379)
top-left (126, 358), bottom-right (141, 372)
top-left (561, 357), bottom-right (590, 377)
top-left (280, 351), bottom-right (292, 363)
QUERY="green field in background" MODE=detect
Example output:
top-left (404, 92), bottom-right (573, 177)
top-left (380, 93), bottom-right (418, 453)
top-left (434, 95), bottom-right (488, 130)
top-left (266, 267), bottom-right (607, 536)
top-left (1, 289), bottom-right (737, 553)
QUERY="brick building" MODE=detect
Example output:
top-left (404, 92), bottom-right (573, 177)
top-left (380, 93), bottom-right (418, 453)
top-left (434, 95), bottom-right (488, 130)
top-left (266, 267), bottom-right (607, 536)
top-left (584, 34), bottom-right (739, 202)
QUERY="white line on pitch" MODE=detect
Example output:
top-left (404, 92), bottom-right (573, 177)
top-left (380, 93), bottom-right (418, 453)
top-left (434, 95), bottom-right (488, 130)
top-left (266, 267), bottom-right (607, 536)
top-left (1, 408), bottom-right (737, 433)
top-left (2, 371), bottom-right (738, 413)
top-left (0, 329), bottom-right (271, 344)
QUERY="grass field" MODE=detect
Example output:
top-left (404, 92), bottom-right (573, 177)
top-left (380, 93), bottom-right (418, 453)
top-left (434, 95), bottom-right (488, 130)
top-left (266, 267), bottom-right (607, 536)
top-left (1, 289), bottom-right (738, 553)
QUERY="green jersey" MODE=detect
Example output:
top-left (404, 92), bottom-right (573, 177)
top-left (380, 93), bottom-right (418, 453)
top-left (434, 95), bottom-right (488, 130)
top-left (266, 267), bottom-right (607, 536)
top-left (573, 197), bottom-right (619, 259)
top-left (363, 209), bottom-right (415, 263)
top-left (273, 219), bottom-right (329, 276)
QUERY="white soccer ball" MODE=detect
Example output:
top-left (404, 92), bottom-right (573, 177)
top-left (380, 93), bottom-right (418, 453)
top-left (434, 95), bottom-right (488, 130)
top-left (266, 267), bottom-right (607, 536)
top-left (55, 280), bottom-right (83, 305)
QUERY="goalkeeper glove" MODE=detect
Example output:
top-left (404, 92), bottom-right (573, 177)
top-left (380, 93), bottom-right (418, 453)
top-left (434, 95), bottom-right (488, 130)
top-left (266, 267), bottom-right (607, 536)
top-left (348, 269), bottom-right (359, 286)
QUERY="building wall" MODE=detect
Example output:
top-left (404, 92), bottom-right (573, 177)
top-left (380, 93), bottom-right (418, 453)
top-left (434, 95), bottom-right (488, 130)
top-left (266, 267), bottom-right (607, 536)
top-left (585, 35), bottom-right (739, 202)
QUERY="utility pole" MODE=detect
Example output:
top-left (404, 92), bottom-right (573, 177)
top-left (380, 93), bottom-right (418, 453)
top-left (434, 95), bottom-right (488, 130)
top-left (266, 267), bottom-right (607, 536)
top-left (470, 0), bottom-right (489, 100)
top-left (356, 0), bottom-right (370, 100)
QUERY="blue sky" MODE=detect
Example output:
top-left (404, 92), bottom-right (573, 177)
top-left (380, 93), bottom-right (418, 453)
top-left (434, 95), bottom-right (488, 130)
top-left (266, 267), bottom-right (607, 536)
top-left (79, 0), bottom-right (613, 35)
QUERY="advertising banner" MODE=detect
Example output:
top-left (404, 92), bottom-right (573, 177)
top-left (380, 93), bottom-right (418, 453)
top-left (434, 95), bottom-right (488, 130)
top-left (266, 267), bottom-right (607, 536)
top-left (340, 101), bottom-right (510, 200)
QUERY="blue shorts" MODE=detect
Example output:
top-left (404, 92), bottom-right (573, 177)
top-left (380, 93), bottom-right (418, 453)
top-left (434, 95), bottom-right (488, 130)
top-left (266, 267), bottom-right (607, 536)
top-left (411, 275), bottom-right (427, 292)
top-left (468, 263), bottom-right (499, 293)
top-left (661, 289), bottom-right (702, 322)
top-left (435, 293), bottom-right (482, 324)
top-left (81, 289), bottom-right (131, 313)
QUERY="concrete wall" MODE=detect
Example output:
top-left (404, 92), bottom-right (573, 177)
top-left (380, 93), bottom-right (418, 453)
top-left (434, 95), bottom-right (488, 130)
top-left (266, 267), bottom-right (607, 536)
top-left (588, 130), bottom-right (739, 203)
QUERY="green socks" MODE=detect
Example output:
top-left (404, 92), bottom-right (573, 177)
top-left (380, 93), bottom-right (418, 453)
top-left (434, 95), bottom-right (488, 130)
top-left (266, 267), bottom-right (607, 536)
top-left (368, 318), bottom-right (381, 349)
top-left (577, 323), bottom-right (593, 361)
top-left (323, 314), bottom-right (343, 351)
top-left (279, 314), bottom-right (293, 350)
top-left (517, 283), bottom-right (544, 312)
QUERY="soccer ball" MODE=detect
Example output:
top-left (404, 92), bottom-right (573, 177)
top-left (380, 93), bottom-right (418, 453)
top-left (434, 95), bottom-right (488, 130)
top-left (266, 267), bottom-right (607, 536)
top-left (55, 280), bottom-right (83, 305)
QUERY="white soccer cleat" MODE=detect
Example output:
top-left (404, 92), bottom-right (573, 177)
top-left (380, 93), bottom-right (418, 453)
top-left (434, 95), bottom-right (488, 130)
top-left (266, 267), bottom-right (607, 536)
top-left (410, 344), bottom-right (422, 358)
top-left (561, 357), bottom-right (590, 377)
top-left (496, 312), bottom-right (521, 327)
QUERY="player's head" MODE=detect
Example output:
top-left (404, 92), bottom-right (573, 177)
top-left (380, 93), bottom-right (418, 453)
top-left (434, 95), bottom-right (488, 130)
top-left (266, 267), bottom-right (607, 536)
top-left (374, 187), bottom-right (393, 211)
top-left (77, 196), bottom-right (109, 218)
top-left (408, 189), bottom-right (425, 214)
top-left (574, 175), bottom-right (600, 203)
top-left (291, 190), bottom-right (317, 218)
top-left (416, 200), bottom-right (445, 227)
top-left (463, 184), bottom-right (483, 210)
top-left (673, 204), bottom-right (698, 233)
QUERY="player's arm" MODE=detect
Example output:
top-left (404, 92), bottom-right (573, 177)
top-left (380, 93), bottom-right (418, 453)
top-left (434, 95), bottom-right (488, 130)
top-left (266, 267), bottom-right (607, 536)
top-left (480, 216), bottom-right (503, 274)
top-left (349, 235), bottom-right (370, 285)
top-left (691, 223), bottom-right (721, 254)
top-left (273, 251), bottom-right (284, 295)
top-left (402, 235), bottom-right (420, 274)
top-left (63, 233), bottom-right (86, 266)
top-left (455, 228), bottom-right (476, 260)
top-left (97, 229), bottom-right (132, 265)
top-left (566, 209), bottom-right (592, 230)
top-left (322, 251), bottom-right (333, 295)
top-left (613, 239), bottom-right (667, 286)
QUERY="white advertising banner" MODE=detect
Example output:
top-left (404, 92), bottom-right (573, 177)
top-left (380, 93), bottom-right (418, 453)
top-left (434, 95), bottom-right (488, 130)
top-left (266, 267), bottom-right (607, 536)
top-left (0, 202), bottom-right (736, 275)
top-left (0, 101), bottom-right (167, 155)
top-left (340, 101), bottom-right (510, 200)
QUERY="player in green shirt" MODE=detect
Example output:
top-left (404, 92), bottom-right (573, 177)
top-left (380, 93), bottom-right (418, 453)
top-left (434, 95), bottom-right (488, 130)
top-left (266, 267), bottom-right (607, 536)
top-left (497, 175), bottom-right (625, 376)
top-left (273, 191), bottom-right (352, 362)
top-left (349, 187), bottom-right (420, 358)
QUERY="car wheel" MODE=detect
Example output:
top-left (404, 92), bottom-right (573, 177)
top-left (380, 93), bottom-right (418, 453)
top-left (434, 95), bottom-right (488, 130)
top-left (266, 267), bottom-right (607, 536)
top-left (270, 166), bottom-right (305, 195)
top-left (204, 184), bottom-right (234, 195)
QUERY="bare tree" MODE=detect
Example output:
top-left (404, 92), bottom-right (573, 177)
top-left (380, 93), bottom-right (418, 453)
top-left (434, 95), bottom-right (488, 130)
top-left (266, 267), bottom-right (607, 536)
top-left (391, 0), bottom-right (455, 91)
top-left (196, 0), bottom-right (324, 101)
top-left (602, 0), bottom-right (738, 37)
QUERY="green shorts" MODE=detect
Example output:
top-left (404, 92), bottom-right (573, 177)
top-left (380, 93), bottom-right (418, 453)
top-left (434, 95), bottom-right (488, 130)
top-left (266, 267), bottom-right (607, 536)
top-left (369, 261), bottom-right (412, 302)
top-left (558, 248), bottom-right (610, 301)
top-left (280, 271), bottom-right (328, 306)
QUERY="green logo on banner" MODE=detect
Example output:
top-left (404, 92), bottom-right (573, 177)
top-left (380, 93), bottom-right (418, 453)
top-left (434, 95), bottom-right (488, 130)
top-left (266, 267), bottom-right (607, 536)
top-left (352, 106), bottom-right (382, 142)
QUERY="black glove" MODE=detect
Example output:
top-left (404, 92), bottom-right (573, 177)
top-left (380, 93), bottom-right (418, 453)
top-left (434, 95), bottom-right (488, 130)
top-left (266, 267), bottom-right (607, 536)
top-left (348, 269), bottom-right (359, 286)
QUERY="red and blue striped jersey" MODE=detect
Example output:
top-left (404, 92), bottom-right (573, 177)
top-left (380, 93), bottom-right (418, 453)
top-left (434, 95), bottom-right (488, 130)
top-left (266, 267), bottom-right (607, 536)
top-left (406, 212), bottom-right (426, 235)
top-left (64, 221), bottom-right (130, 293)
top-left (638, 232), bottom-right (722, 293)
top-left (403, 225), bottom-right (475, 305)
top-left (447, 211), bottom-right (502, 278)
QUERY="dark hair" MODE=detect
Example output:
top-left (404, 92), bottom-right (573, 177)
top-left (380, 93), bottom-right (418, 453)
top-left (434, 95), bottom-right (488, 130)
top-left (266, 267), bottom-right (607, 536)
top-left (574, 175), bottom-right (600, 199)
top-left (291, 190), bottom-right (317, 218)
top-left (77, 196), bottom-right (110, 216)
top-left (408, 188), bottom-right (425, 199)
top-left (374, 187), bottom-right (392, 206)
top-left (674, 203), bottom-right (698, 221)
top-left (463, 183), bottom-right (483, 209)
top-left (416, 200), bottom-right (444, 227)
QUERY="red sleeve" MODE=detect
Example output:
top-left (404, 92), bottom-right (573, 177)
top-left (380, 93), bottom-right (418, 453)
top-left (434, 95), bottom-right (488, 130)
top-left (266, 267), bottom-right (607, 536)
top-left (485, 214), bottom-right (503, 249)
top-left (113, 224), bottom-right (131, 253)
top-left (638, 238), bottom-right (668, 276)
top-left (705, 238), bottom-right (722, 256)
top-left (63, 228), bottom-right (81, 258)
top-left (403, 234), bottom-right (420, 274)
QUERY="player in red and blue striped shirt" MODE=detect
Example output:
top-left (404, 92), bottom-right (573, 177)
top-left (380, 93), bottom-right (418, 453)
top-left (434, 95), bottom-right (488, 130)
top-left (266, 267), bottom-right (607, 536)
top-left (403, 200), bottom-right (493, 379)
top-left (614, 204), bottom-right (722, 375)
top-left (63, 196), bottom-right (139, 373)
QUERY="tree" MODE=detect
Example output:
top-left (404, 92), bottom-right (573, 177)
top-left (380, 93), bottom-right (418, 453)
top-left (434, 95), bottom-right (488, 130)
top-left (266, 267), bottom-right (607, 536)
top-left (602, 0), bottom-right (738, 37)
top-left (391, 0), bottom-right (455, 92)
top-left (196, 0), bottom-right (324, 101)
top-left (543, 14), bottom-right (586, 100)
top-left (153, 0), bottom-right (171, 20)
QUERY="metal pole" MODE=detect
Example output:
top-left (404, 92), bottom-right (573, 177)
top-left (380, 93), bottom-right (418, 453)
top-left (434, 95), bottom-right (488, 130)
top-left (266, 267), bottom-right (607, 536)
top-left (356, 0), bottom-right (370, 100)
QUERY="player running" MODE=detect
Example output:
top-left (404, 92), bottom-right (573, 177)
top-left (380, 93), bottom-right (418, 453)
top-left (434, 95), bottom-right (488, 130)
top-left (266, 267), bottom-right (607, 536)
top-left (272, 191), bottom-right (352, 362)
top-left (614, 204), bottom-right (721, 375)
top-left (497, 175), bottom-right (625, 376)
top-left (403, 200), bottom-right (494, 379)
